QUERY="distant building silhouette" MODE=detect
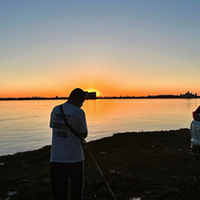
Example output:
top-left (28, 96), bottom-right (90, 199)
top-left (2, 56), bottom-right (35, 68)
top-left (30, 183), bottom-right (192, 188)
top-left (180, 91), bottom-right (197, 98)
top-left (85, 92), bottom-right (96, 99)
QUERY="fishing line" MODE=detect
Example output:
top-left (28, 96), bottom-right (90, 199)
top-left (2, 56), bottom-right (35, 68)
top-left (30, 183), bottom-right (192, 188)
top-left (87, 147), bottom-right (117, 200)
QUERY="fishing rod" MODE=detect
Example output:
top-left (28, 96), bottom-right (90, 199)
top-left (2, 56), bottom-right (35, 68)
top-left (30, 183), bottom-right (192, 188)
top-left (86, 146), bottom-right (118, 200)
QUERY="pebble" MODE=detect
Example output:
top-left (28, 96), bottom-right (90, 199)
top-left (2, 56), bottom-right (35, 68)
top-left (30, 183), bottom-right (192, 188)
top-left (99, 151), bottom-right (107, 155)
top-left (109, 169), bottom-right (116, 174)
top-left (7, 191), bottom-right (17, 196)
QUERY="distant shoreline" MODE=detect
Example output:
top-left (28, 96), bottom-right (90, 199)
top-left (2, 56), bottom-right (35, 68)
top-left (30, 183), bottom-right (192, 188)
top-left (0, 95), bottom-right (200, 101)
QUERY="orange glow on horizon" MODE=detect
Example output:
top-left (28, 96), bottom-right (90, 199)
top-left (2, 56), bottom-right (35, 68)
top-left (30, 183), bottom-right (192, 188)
top-left (1, 83), bottom-right (199, 98)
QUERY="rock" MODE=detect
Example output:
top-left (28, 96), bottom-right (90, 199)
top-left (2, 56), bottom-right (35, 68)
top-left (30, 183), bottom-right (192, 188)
top-left (99, 151), bottom-right (107, 155)
top-left (7, 191), bottom-right (17, 196)
top-left (109, 169), bottom-right (116, 174)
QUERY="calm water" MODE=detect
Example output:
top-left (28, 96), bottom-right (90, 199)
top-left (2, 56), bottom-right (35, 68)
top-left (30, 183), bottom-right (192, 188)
top-left (0, 98), bottom-right (199, 156)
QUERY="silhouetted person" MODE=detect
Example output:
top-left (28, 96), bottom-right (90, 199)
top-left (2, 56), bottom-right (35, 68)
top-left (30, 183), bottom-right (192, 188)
top-left (50, 88), bottom-right (88, 200)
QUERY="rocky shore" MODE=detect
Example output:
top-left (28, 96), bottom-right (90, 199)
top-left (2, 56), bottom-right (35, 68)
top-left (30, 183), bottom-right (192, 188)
top-left (1, 129), bottom-right (200, 200)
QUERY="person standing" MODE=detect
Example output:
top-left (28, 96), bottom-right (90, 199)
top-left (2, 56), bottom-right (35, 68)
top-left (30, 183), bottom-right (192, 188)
top-left (50, 88), bottom-right (88, 200)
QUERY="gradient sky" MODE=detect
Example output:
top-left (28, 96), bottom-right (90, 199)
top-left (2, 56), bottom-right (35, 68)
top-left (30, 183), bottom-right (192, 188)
top-left (1, 0), bottom-right (200, 97)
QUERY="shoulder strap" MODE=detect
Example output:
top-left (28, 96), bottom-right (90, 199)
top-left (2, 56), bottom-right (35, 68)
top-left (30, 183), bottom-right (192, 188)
top-left (59, 105), bottom-right (82, 140)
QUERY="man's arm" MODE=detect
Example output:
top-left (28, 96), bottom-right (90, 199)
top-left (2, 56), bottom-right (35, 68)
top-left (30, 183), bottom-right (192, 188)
top-left (79, 110), bottom-right (88, 139)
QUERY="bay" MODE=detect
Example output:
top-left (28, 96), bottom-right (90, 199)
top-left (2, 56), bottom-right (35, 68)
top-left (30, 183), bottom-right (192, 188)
top-left (0, 98), bottom-right (199, 156)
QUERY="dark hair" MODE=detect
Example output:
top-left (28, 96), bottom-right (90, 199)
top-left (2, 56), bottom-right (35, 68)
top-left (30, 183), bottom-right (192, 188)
top-left (69, 88), bottom-right (86, 102)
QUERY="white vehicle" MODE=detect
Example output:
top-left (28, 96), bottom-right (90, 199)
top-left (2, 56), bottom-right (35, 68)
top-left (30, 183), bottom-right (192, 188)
top-left (190, 105), bottom-right (200, 157)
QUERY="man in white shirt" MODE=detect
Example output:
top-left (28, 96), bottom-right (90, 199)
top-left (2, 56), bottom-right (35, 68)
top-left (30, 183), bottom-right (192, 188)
top-left (50, 88), bottom-right (88, 200)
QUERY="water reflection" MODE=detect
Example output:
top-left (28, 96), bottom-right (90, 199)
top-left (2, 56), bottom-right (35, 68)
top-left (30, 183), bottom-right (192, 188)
top-left (0, 98), bottom-right (200, 155)
top-left (83, 99), bottom-right (199, 140)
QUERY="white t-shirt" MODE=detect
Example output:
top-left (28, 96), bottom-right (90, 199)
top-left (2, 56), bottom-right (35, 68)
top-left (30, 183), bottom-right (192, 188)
top-left (50, 102), bottom-right (88, 163)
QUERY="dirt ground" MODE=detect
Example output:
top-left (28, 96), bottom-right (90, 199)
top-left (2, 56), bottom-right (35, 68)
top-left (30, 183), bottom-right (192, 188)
top-left (1, 129), bottom-right (200, 200)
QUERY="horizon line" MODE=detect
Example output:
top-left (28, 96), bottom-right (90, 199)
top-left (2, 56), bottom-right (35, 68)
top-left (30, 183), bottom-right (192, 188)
top-left (0, 93), bottom-right (199, 100)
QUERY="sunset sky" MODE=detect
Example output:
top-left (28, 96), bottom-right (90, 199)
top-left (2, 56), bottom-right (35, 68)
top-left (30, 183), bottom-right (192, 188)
top-left (1, 0), bottom-right (200, 97)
